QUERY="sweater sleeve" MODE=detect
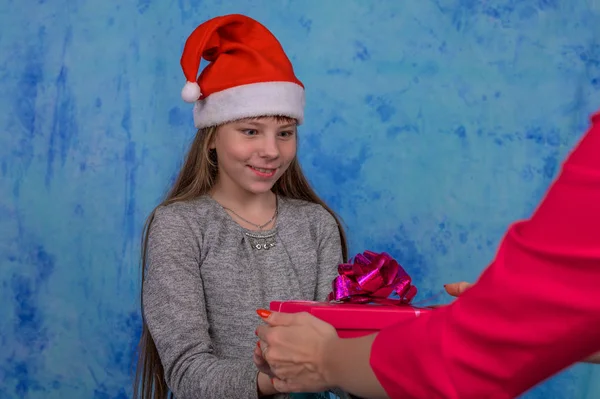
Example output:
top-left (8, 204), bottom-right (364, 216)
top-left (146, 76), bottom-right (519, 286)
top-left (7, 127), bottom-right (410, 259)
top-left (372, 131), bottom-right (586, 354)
top-left (314, 208), bottom-right (344, 302)
top-left (369, 111), bottom-right (600, 399)
top-left (142, 206), bottom-right (259, 399)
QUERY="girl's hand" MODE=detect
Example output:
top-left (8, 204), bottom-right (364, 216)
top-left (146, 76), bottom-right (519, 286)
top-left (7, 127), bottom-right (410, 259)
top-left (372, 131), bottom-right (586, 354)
top-left (254, 342), bottom-right (281, 396)
top-left (253, 342), bottom-right (274, 377)
top-left (256, 370), bottom-right (279, 396)
top-left (255, 310), bottom-right (338, 393)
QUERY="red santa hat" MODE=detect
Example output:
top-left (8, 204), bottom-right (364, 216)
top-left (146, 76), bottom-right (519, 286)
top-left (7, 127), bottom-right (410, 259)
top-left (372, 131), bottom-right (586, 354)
top-left (180, 14), bottom-right (305, 129)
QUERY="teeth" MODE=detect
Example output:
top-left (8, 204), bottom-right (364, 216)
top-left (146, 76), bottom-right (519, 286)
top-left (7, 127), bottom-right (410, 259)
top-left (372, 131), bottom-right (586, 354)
top-left (252, 167), bottom-right (274, 173)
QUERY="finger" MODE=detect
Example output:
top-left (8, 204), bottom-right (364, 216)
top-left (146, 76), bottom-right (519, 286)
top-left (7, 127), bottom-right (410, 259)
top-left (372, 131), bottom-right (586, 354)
top-left (255, 325), bottom-right (271, 343)
top-left (456, 281), bottom-right (473, 294)
top-left (258, 310), bottom-right (303, 327)
top-left (270, 362), bottom-right (303, 378)
top-left (254, 349), bottom-right (274, 375)
top-left (254, 348), bottom-right (266, 363)
top-left (254, 346), bottom-right (266, 365)
top-left (444, 281), bottom-right (472, 297)
top-left (261, 344), bottom-right (268, 359)
top-left (443, 282), bottom-right (462, 296)
top-left (272, 377), bottom-right (323, 394)
top-left (253, 353), bottom-right (263, 366)
top-left (272, 377), bottom-right (297, 393)
top-left (255, 360), bottom-right (272, 375)
top-left (256, 324), bottom-right (274, 345)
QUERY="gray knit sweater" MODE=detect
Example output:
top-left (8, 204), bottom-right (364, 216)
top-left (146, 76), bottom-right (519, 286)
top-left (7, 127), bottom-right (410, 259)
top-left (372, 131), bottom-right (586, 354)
top-left (143, 195), bottom-right (343, 399)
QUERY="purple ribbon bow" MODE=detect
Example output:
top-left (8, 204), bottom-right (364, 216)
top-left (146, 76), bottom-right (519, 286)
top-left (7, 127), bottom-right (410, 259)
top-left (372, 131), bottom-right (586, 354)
top-left (327, 250), bottom-right (417, 305)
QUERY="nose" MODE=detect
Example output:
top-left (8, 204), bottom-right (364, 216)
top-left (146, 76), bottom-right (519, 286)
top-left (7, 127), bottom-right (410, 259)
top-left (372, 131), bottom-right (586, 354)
top-left (258, 135), bottom-right (280, 159)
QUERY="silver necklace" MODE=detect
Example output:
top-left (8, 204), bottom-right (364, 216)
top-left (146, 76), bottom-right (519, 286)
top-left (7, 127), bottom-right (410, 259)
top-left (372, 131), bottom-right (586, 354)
top-left (244, 231), bottom-right (277, 250)
top-left (222, 200), bottom-right (279, 250)
top-left (221, 205), bottom-right (278, 230)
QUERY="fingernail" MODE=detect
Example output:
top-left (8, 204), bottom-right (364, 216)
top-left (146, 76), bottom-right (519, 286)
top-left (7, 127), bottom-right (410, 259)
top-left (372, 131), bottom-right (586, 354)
top-left (257, 341), bottom-right (260, 348)
top-left (254, 328), bottom-right (258, 336)
top-left (271, 378), bottom-right (274, 385)
top-left (256, 309), bottom-right (272, 319)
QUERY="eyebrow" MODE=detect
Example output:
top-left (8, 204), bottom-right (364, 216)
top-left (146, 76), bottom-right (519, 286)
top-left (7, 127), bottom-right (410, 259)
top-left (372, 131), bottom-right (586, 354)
top-left (239, 121), bottom-right (297, 129)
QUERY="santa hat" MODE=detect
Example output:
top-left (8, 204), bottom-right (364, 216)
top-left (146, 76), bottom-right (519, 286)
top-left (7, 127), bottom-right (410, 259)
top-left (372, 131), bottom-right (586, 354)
top-left (180, 14), bottom-right (305, 129)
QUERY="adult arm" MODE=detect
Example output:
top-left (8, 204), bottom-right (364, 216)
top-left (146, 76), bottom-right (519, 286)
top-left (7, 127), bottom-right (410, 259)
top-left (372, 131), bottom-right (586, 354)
top-left (257, 111), bottom-right (600, 399)
top-left (444, 282), bottom-right (600, 364)
top-left (369, 111), bottom-right (600, 398)
top-left (586, 353), bottom-right (600, 364)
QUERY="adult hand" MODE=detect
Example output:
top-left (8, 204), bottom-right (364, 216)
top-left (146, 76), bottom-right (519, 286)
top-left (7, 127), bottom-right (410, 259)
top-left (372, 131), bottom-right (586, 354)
top-left (254, 310), bottom-right (339, 393)
top-left (444, 281), bottom-right (473, 297)
top-left (426, 281), bottom-right (474, 309)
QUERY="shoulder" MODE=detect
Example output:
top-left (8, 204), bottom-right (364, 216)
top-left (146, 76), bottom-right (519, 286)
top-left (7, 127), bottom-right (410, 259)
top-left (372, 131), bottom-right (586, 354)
top-left (280, 197), bottom-right (339, 231)
top-left (154, 195), bottom-right (214, 219)
top-left (150, 196), bottom-right (216, 238)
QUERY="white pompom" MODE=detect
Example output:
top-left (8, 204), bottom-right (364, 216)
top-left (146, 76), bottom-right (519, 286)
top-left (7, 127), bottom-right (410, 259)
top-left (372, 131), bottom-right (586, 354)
top-left (181, 81), bottom-right (201, 103)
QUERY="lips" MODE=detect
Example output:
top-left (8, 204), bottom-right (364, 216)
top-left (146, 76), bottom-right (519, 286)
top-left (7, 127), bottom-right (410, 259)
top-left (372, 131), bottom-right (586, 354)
top-left (248, 165), bottom-right (278, 178)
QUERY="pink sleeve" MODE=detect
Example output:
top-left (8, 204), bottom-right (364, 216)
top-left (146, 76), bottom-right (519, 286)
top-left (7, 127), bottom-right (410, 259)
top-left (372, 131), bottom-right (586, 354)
top-left (370, 111), bottom-right (600, 399)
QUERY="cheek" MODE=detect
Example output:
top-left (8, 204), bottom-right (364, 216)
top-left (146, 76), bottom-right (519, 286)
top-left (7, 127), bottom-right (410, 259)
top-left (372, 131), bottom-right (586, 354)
top-left (225, 147), bottom-right (251, 162)
top-left (216, 141), bottom-right (251, 164)
top-left (280, 141), bottom-right (297, 161)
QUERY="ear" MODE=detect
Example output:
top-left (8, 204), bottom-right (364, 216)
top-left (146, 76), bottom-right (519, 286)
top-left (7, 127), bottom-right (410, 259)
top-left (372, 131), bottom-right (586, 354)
top-left (208, 130), bottom-right (218, 149)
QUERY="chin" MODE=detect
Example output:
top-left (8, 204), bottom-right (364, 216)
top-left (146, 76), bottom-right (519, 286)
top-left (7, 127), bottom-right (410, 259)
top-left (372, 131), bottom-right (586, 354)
top-left (244, 183), bottom-right (277, 195)
top-left (246, 184), bottom-right (274, 195)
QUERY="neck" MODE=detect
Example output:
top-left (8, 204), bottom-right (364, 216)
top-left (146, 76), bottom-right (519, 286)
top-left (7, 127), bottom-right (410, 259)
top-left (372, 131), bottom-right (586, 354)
top-left (210, 176), bottom-right (276, 213)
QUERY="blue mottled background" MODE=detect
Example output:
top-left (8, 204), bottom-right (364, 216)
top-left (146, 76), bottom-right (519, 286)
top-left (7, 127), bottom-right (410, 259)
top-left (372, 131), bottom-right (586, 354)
top-left (1, 0), bottom-right (600, 398)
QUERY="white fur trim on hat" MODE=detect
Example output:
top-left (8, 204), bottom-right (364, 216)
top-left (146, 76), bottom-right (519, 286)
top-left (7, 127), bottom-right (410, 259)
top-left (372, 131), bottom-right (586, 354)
top-left (193, 81), bottom-right (305, 128)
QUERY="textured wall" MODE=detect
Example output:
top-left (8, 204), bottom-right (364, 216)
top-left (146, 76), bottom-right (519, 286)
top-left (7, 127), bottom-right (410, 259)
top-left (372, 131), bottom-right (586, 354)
top-left (1, 0), bottom-right (599, 398)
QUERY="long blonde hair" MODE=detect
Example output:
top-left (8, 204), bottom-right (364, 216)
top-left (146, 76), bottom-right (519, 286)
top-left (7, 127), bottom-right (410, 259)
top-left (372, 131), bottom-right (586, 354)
top-left (133, 117), bottom-right (348, 399)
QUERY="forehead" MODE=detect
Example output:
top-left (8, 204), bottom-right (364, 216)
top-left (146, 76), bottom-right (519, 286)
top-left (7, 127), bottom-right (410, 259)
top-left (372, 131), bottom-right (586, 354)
top-left (234, 116), bottom-right (297, 127)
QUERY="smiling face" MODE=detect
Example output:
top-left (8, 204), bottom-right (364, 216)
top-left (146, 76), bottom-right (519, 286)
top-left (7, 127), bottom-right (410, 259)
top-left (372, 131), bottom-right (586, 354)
top-left (210, 116), bottom-right (298, 196)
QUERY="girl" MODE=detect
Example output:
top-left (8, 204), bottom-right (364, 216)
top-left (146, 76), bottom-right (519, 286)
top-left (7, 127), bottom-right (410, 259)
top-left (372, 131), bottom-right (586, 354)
top-left (133, 14), bottom-right (349, 399)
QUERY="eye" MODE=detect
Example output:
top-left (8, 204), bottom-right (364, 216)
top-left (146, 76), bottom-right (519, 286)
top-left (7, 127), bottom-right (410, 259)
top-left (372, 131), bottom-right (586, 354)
top-left (278, 130), bottom-right (295, 138)
top-left (241, 129), bottom-right (258, 136)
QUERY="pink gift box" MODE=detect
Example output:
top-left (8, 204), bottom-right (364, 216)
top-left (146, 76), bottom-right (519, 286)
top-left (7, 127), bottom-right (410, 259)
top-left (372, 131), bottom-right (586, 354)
top-left (270, 300), bottom-right (432, 338)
